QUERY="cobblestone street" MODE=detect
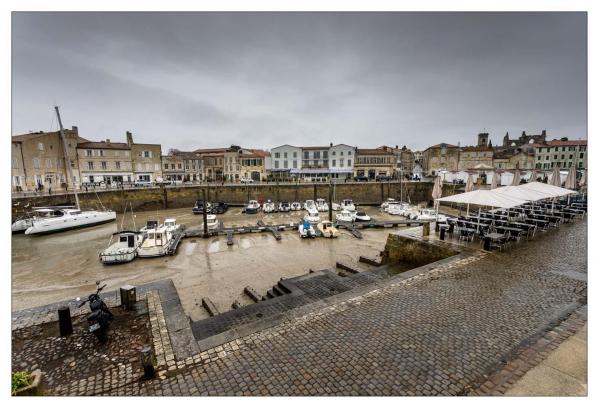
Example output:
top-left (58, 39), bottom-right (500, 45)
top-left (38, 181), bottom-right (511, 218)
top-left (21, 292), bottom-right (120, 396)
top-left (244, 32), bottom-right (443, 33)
top-left (105, 218), bottom-right (586, 396)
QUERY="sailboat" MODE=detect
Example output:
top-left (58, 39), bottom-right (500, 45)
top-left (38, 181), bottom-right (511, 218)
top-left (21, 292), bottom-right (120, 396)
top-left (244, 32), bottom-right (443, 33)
top-left (24, 107), bottom-right (116, 235)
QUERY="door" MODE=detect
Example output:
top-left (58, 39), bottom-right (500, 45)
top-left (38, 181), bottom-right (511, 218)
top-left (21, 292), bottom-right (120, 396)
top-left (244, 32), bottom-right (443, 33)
top-left (127, 235), bottom-right (135, 248)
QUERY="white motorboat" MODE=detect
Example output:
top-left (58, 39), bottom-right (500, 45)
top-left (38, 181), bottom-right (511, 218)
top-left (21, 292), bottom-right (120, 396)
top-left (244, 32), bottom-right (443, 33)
top-left (24, 208), bottom-right (117, 235)
top-left (304, 199), bottom-right (317, 211)
top-left (298, 221), bottom-right (316, 238)
top-left (303, 208), bottom-right (321, 224)
top-left (386, 202), bottom-right (411, 215)
top-left (415, 209), bottom-right (447, 223)
top-left (354, 211), bottom-right (371, 222)
top-left (245, 200), bottom-right (261, 214)
top-left (164, 218), bottom-right (181, 234)
top-left (317, 221), bottom-right (338, 238)
top-left (100, 230), bottom-right (145, 264)
top-left (262, 200), bottom-right (276, 213)
top-left (340, 199), bottom-right (356, 211)
top-left (380, 198), bottom-right (398, 210)
top-left (200, 214), bottom-right (220, 230)
top-left (332, 202), bottom-right (342, 211)
top-left (290, 202), bottom-right (302, 211)
top-left (138, 225), bottom-right (172, 258)
top-left (278, 202), bottom-right (291, 212)
top-left (315, 198), bottom-right (329, 212)
top-left (335, 209), bottom-right (355, 223)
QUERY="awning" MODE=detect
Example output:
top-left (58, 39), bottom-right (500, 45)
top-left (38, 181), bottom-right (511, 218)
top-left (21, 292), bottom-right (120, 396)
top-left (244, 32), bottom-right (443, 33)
top-left (518, 181), bottom-right (577, 198)
top-left (436, 189), bottom-right (528, 209)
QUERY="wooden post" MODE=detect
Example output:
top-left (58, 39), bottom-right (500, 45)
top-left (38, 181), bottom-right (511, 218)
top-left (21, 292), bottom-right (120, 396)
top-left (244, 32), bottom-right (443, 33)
top-left (328, 181), bottom-right (333, 222)
top-left (202, 188), bottom-right (208, 237)
top-left (58, 306), bottom-right (73, 337)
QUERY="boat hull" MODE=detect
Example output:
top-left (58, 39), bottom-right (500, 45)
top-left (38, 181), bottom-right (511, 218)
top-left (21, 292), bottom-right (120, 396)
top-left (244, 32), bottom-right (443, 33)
top-left (24, 212), bottom-right (116, 235)
top-left (100, 251), bottom-right (137, 264)
top-left (137, 246), bottom-right (169, 258)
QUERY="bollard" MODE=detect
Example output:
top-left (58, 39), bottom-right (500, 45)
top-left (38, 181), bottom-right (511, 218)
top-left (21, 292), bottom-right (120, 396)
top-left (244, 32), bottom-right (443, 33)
top-left (435, 222), bottom-right (440, 232)
top-left (58, 306), bottom-right (73, 337)
top-left (120, 285), bottom-right (137, 310)
top-left (422, 222), bottom-right (430, 236)
top-left (140, 345), bottom-right (155, 380)
top-left (440, 228), bottom-right (446, 241)
top-left (483, 237), bottom-right (491, 251)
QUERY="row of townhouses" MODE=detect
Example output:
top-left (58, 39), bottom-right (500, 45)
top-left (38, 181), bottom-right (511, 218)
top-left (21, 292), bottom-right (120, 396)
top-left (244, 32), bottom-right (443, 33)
top-left (11, 126), bottom-right (587, 193)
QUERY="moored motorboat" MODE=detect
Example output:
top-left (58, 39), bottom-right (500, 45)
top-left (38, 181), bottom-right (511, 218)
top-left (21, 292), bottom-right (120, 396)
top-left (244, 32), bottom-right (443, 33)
top-left (354, 211), bottom-right (371, 222)
top-left (290, 202), bottom-right (302, 211)
top-left (315, 198), bottom-right (329, 212)
top-left (137, 225), bottom-right (172, 258)
top-left (304, 199), bottom-right (317, 211)
top-left (262, 200), bottom-right (276, 213)
top-left (303, 208), bottom-right (321, 224)
top-left (100, 230), bottom-right (145, 264)
top-left (245, 200), bottom-right (261, 214)
top-left (11, 216), bottom-right (34, 233)
top-left (340, 199), bottom-right (356, 211)
top-left (164, 218), bottom-right (182, 234)
top-left (298, 220), bottom-right (316, 238)
top-left (335, 209), bottom-right (355, 223)
top-left (200, 214), bottom-right (219, 230)
top-left (317, 221), bottom-right (338, 238)
top-left (24, 208), bottom-right (117, 235)
top-left (415, 209), bottom-right (447, 223)
top-left (192, 201), bottom-right (212, 214)
top-left (381, 198), bottom-right (398, 210)
top-left (278, 202), bottom-right (291, 212)
top-left (332, 202), bottom-right (342, 211)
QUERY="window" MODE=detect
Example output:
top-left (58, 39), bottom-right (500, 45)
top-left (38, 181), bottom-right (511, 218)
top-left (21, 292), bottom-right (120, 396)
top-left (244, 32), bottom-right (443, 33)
top-left (283, 152), bottom-right (288, 158)
top-left (303, 151), bottom-right (309, 159)
top-left (274, 160), bottom-right (279, 169)
top-left (143, 151), bottom-right (151, 158)
top-left (340, 151), bottom-right (344, 156)
top-left (323, 151), bottom-right (328, 159)
top-left (46, 158), bottom-right (53, 168)
top-left (314, 151), bottom-right (320, 159)
top-left (178, 163), bottom-right (182, 169)
top-left (86, 149), bottom-right (92, 156)
top-left (293, 152), bottom-right (297, 158)
top-left (116, 161), bottom-right (121, 169)
top-left (87, 161), bottom-right (94, 170)
top-left (101, 161), bottom-right (107, 170)
top-left (578, 162), bottom-right (583, 168)
top-left (347, 159), bottom-right (351, 167)
top-left (38, 142), bottom-right (44, 151)
top-left (348, 151), bottom-right (352, 156)
top-left (340, 159), bottom-right (344, 167)
top-left (13, 176), bottom-right (21, 186)
top-left (70, 160), bottom-right (75, 168)
top-left (569, 154), bottom-right (573, 159)
top-left (313, 160), bottom-right (318, 166)
top-left (171, 164), bottom-right (175, 170)
top-left (554, 155), bottom-right (557, 160)
top-left (274, 152), bottom-right (280, 158)
top-left (164, 164), bottom-right (169, 170)
top-left (99, 150), bottom-right (104, 157)
top-left (561, 155), bottom-right (565, 159)
top-left (292, 160), bottom-right (297, 168)
top-left (332, 159), bottom-right (336, 167)
top-left (580, 153), bottom-right (584, 159)
top-left (284, 160), bottom-right (288, 168)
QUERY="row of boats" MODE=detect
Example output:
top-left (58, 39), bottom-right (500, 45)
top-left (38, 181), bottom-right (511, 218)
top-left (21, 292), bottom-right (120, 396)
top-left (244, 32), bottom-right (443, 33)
top-left (245, 198), bottom-right (357, 214)
top-left (380, 198), bottom-right (447, 222)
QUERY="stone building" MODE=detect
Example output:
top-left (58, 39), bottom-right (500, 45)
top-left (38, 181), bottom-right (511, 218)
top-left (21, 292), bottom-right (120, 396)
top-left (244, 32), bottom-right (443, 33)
top-left (127, 131), bottom-right (163, 183)
top-left (379, 145), bottom-right (415, 177)
top-left (239, 149), bottom-right (267, 181)
top-left (458, 146), bottom-right (494, 171)
top-left (11, 127), bottom-right (84, 192)
top-left (161, 153), bottom-right (186, 183)
top-left (422, 143), bottom-right (460, 175)
top-left (354, 148), bottom-right (395, 179)
top-left (501, 130), bottom-right (547, 149)
top-left (194, 148), bottom-right (225, 182)
top-left (533, 139), bottom-right (587, 170)
top-left (179, 152), bottom-right (203, 182)
top-left (493, 149), bottom-right (535, 170)
top-left (223, 146), bottom-right (242, 182)
top-left (77, 139), bottom-right (133, 186)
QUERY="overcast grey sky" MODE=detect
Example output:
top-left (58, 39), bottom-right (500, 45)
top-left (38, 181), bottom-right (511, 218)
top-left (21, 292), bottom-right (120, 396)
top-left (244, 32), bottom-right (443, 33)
top-left (12, 12), bottom-right (587, 151)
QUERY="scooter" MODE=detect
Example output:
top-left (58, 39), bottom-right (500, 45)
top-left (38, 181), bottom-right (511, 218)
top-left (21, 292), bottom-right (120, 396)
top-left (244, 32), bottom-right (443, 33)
top-left (77, 281), bottom-right (114, 342)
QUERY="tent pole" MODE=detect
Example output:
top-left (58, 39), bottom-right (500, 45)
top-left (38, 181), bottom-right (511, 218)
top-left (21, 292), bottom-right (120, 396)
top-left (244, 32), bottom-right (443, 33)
top-left (467, 203), bottom-right (470, 215)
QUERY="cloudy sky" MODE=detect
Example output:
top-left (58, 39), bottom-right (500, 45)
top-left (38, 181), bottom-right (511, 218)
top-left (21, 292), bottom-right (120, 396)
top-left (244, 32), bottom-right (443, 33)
top-left (12, 12), bottom-right (586, 151)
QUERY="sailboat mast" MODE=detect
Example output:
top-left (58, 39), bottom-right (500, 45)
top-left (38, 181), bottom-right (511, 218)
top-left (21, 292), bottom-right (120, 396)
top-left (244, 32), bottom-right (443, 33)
top-left (54, 106), bottom-right (80, 209)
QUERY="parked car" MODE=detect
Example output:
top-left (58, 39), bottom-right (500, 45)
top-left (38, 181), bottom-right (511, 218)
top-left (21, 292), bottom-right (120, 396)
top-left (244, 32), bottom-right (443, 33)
top-left (354, 176), bottom-right (369, 182)
top-left (240, 177), bottom-right (254, 184)
top-left (134, 180), bottom-right (153, 188)
top-left (375, 175), bottom-right (392, 182)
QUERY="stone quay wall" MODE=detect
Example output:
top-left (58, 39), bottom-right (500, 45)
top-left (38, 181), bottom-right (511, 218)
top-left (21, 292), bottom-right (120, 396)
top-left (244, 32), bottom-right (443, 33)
top-left (382, 233), bottom-right (459, 267)
top-left (11, 181), bottom-right (456, 218)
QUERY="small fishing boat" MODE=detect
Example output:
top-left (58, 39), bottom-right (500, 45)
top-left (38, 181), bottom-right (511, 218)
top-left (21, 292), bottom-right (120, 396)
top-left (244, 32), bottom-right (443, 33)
top-left (335, 209), bottom-right (355, 223)
top-left (245, 200), bottom-right (261, 214)
top-left (303, 208), bottom-right (321, 224)
top-left (138, 225), bottom-right (172, 258)
top-left (99, 230), bottom-right (145, 264)
top-left (211, 202), bottom-right (229, 214)
top-left (304, 199), bottom-right (317, 211)
top-left (354, 211), bottom-right (371, 222)
top-left (200, 214), bottom-right (219, 230)
top-left (298, 220), bottom-right (316, 238)
top-left (164, 218), bottom-right (182, 234)
top-left (331, 202), bottom-right (342, 211)
top-left (290, 202), bottom-right (302, 211)
top-left (317, 221), bottom-right (338, 238)
top-left (315, 198), bottom-right (329, 212)
top-left (262, 200), bottom-right (276, 213)
top-left (386, 202), bottom-right (410, 215)
top-left (278, 202), bottom-right (291, 212)
top-left (340, 199), bottom-right (356, 211)
top-left (415, 209), bottom-right (448, 223)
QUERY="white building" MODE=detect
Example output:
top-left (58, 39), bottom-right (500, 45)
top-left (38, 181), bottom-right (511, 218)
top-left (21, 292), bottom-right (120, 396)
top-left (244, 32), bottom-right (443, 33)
top-left (270, 144), bottom-right (302, 180)
top-left (327, 143), bottom-right (355, 181)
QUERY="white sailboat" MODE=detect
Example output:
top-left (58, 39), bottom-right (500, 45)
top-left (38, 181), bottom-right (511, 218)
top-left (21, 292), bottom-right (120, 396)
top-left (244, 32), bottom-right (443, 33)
top-left (24, 107), bottom-right (116, 235)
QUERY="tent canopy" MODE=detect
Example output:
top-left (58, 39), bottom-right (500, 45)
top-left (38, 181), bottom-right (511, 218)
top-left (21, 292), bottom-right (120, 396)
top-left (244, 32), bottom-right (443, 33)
top-left (436, 189), bottom-right (527, 209)
top-left (493, 185), bottom-right (548, 202)
top-left (519, 181), bottom-right (576, 198)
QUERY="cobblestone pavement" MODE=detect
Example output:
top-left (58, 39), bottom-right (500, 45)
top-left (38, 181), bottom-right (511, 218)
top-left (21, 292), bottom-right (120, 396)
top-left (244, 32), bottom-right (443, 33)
top-left (99, 218), bottom-right (586, 396)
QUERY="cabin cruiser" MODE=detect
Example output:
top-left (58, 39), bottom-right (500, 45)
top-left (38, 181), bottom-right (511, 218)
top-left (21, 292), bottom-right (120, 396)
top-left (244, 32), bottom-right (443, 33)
top-left (303, 208), bottom-right (321, 224)
top-left (99, 230), bottom-right (145, 264)
top-left (262, 200), bottom-right (276, 213)
top-left (380, 198), bottom-right (398, 210)
top-left (304, 199), bottom-right (317, 211)
top-left (386, 202), bottom-right (411, 215)
top-left (335, 209), bottom-right (355, 223)
top-left (340, 199), bottom-right (356, 211)
top-left (414, 209), bottom-right (447, 223)
top-left (317, 221), bottom-right (338, 238)
top-left (200, 214), bottom-right (220, 230)
top-left (192, 200), bottom-right (212, 214)
top-left (138, 225), bottom-right (172, 258)
top-left (245, 200), bottom-right (261, 214)
top-left (354, 211), bottom-right (371, 222)
top-left (315, 198), bottom-right (329, 212)
top-left (24, 207), bottom-right (116, 235)
top-left (278, 202), bottom-right (291, 212)
top-left (298, 220), bottom-right (316, 239)
top-left (290, 202), bottom-right (302, 211)
top-left (164, 218), bottom-right (181, 234)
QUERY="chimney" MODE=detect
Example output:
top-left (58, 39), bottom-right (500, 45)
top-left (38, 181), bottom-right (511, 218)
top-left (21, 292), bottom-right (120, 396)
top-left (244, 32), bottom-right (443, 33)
top-left (541, 130), bottom-right (547, 137)
top-left (126, 131), bottom-right (133, 147)
top-left (106, 139), bottom-right (111, 144)
top-left (71, 126), bottom-right (78, 136)
top-left (330, 142), bottom-right (333, 147)
top-left (395, 145), bottom-right (398, 149)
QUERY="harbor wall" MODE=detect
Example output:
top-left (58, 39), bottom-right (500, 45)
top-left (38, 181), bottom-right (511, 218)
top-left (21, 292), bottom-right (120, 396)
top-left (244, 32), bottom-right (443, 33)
top-left (12, 181), bottom-right (457, 218)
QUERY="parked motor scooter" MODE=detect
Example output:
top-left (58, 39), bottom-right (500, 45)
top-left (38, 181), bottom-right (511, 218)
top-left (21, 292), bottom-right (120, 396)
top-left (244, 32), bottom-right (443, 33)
top-left (77, 281), bottom-right (114, 342)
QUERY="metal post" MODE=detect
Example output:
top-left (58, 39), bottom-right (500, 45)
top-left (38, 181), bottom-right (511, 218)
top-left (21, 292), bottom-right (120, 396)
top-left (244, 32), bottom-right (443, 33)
top-left (328, 181), bottom-right (333, 222)
top-left (140, 345), bottom-right (155, 380)
top-left (58, 306), bottom-right (73, 337)
top-left (202, 188), bottom-right (209, 237)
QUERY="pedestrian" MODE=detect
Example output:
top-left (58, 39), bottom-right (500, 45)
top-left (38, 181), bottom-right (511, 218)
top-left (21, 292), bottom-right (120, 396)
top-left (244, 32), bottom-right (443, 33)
top-left (85, 185), bottom-right (88, 193)
top-left (49, 186), bottom-right (52, 195)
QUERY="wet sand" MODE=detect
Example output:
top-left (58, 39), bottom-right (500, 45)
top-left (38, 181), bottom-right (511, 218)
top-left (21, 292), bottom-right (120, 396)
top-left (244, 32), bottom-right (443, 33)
top-left (12, 205), bottom-right (410, 320)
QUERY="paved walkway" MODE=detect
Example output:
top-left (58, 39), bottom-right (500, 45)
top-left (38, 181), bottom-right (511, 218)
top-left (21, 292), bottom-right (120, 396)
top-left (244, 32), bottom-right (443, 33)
top-left (102, 218), bottom-right (586, 396)
top-left (506, 324), bottom-right (587, 396)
